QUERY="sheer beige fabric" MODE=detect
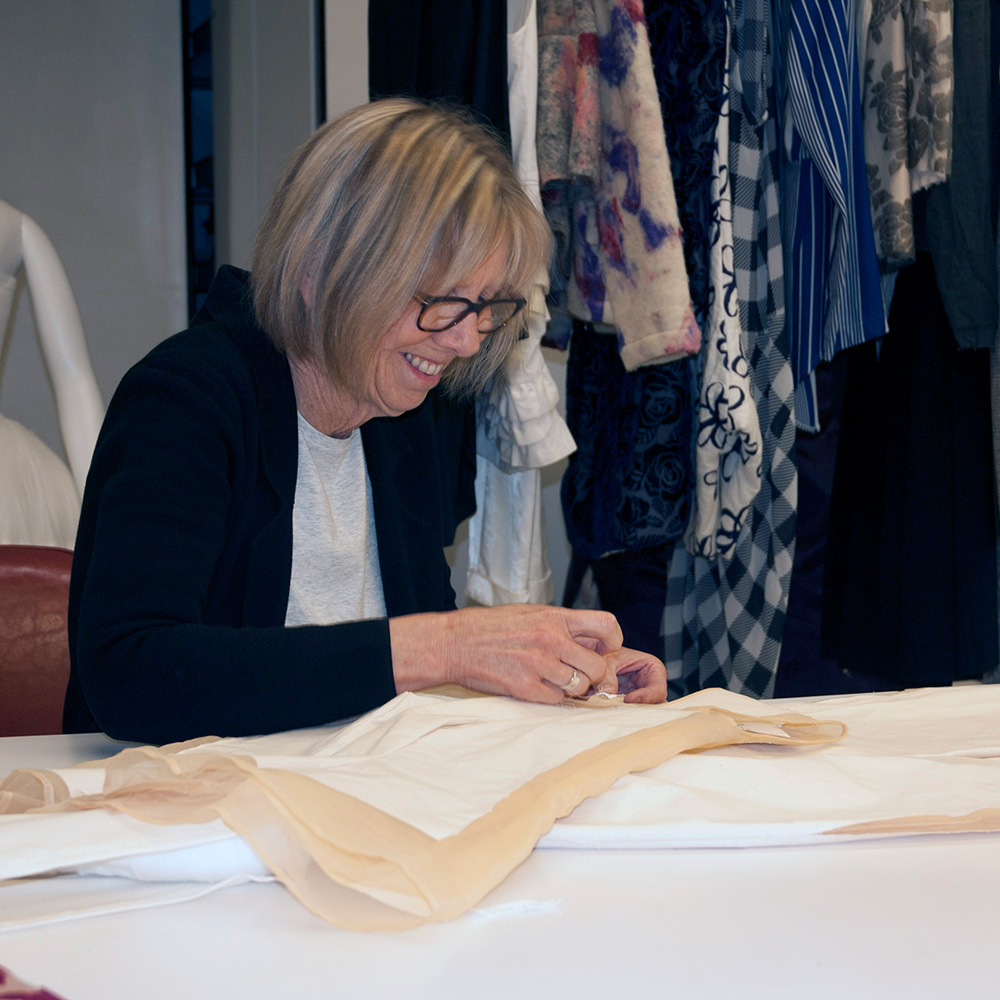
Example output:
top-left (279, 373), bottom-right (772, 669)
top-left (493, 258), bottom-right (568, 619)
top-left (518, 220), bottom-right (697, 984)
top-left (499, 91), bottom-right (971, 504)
top-left (1, 692), bottom-right (843, 930)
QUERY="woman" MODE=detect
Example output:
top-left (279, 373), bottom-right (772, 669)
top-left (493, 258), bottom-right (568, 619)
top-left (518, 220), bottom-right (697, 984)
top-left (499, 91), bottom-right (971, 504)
top-left (64, 99), bottom-right (666, 746)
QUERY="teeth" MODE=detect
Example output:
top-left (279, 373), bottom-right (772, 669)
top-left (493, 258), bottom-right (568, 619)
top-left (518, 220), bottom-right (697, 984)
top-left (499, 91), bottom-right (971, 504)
top-left (404, 353), bottom-right (444, 376)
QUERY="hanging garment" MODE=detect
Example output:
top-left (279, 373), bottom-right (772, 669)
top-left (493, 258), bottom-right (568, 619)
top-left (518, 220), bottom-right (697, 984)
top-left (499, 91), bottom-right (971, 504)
top-left (905, 0), bottom-right (953, 193)
top-left (919, 0), bottom-right (997, 351)
top-left (561, 320), bottom-right (693, 559)
top-left (684, 18), bottom-right (762, 560)
top-left (367, 0), bottom-right (510, 142)
top-left (556, 0), bottom-right (725, 654)
top-left (771, 357), bottom-right (885, 698)
top-left (556, 0), bottom-right (706, 565)
top-left (647, 0), bottom-right (727, 327)
top-left (368, 0), bottom-right (570, 606)
top-left (537, 0), bottom-right (700, 367)
top-left (477, 0), bottom-right (575, 475)
top-left (780, 0), bottom-right (885, 430)
top-left (466, 0), bottom-right (576, 606)
top-left (591, 0), bottom-right (701, 368)
top-left (860, 0), bottom-right (954, 275)
top-left (822, 255), bottom-right (998, 689)
top-left (537, 0), bottom-right (608, 332)
top-left (664, 0), bottom-right (796, 700)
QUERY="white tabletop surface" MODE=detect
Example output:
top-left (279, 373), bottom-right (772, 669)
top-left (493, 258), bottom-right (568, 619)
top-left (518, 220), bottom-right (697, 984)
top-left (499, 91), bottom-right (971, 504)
top-left (2, 732), bottom-right (999, 1000)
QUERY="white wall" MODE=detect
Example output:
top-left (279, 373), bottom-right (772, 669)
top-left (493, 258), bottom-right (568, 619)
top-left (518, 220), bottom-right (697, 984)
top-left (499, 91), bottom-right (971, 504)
top-left (0, 2), bottom-right (187, 462)
top-left (324, 0), bottom-right (369, 118)
top-left (213, 0), bottom-right (323, 270)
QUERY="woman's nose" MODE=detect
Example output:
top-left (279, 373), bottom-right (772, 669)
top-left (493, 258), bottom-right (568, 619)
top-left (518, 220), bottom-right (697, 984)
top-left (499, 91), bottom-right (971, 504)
top-left (434, 313), bottom-right (486, 358)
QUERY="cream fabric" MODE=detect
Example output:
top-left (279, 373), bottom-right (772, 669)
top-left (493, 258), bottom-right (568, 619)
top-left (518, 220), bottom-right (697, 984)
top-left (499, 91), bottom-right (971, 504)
top-left (466, 456), bottom-right (554, 605)
top-left (546, 685), bottom-right (1000, 849)
top-left (0, 413), bottom-right (80, 547)
top-left (4, 686), bottom-right (997, 932)
top-left (0, 690), bottom-right (842, 931)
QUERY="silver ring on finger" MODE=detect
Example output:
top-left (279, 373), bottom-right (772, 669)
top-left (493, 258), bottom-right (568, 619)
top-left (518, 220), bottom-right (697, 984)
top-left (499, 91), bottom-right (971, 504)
top-left (560, 668), bottom-right (583, 695)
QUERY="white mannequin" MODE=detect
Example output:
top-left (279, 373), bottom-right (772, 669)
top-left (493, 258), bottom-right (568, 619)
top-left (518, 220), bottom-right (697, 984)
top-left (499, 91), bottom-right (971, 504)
top-left (0, 198), bottom-right (104, 546)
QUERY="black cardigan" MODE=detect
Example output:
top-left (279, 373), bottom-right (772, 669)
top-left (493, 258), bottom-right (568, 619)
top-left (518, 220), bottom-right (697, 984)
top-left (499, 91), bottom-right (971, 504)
top-left (64, 267), bottom-right (457, 745)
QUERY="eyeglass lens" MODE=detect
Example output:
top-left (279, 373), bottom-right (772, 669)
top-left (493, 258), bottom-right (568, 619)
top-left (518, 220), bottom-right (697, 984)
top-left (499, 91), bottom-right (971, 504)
top-left (419, 298), bottom-right (520, 334)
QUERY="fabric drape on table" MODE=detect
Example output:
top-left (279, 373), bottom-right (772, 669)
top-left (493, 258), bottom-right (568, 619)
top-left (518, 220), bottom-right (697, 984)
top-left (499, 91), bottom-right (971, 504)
top-left (0, 691), bottom-right (844, 931)
top-left (664, 0), bottom-right (796, 700)
top-left (9, 687), bottom-right (1000, 933)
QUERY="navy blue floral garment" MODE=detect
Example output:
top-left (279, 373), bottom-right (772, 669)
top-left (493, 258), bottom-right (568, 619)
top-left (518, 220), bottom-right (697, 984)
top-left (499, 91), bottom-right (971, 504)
top-left (647, 0), bottom-right (727, 325)
top-left (560, 0), bottom-right (727, 560)
top-left (562, 322), bottom-right (693, 558)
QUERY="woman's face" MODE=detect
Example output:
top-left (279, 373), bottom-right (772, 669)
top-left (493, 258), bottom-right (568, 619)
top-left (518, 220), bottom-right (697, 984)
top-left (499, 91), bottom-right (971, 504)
top-left (365, 249), bottom-right (506, 420)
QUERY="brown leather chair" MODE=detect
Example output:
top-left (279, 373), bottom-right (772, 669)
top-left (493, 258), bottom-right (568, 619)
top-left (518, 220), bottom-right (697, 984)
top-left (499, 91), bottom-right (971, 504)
top-left (0, 544), bottom-right (73, 736)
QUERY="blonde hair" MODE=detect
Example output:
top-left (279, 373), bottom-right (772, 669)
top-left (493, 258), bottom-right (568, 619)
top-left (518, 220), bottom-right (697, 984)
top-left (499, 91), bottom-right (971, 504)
top-left (251, 98), bottom-right (551, 397)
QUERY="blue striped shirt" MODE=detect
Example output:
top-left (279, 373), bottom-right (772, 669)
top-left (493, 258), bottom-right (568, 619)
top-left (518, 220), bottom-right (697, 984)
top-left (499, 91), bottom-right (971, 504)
top-left (780, 0), bottom-right (884, 429)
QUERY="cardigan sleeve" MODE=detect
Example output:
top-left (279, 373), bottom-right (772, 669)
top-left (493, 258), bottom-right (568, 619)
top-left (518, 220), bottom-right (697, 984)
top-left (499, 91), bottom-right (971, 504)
top-left (67, 334), bottom-right (402, 746)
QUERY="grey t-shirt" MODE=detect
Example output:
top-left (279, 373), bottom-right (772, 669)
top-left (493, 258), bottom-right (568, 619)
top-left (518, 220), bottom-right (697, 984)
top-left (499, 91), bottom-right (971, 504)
top-left (284, 413), bottom-right (387, 626)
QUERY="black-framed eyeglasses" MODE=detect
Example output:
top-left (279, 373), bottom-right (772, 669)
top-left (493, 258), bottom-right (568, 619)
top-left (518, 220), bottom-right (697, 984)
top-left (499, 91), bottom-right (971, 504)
top-left (414, 295), bottom-right (527, 335)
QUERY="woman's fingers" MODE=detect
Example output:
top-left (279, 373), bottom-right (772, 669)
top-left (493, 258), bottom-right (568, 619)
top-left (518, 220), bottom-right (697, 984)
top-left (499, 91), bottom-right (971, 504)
top-left (556, 667), bottom-right (587, 697)
top-left (552, 633), bottom-right (611, 692)
top-left (605, 647), bottom-right (668, 703)
top-left (390, 606), bottom-right (634, 706)
top-left (560, 608), bottom-right (623, 655)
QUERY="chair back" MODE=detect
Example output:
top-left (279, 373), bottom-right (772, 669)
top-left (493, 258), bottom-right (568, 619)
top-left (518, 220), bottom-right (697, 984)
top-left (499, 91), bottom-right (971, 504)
top-left (0, 544), bottom-right (73, 736)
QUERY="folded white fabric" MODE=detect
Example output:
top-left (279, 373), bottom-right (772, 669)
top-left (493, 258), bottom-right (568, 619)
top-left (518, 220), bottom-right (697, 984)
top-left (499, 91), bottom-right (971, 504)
top-left (1, 686), bottom-right (997, 931)
top-left (0, 690), bottom-right (841, 929)
top-left (544, 686), bottom-right (1000, 848)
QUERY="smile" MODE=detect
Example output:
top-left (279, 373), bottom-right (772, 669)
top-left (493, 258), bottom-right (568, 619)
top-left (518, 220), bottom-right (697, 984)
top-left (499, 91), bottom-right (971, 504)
top-left (403, 353), bottom-right (445, 376)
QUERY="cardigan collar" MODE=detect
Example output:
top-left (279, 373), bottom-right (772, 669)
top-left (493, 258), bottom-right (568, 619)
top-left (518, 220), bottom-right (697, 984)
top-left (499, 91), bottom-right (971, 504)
top-left (199, 266), bottom-right (300, 502)
top-left (197, 266), bottom-right (438, 615)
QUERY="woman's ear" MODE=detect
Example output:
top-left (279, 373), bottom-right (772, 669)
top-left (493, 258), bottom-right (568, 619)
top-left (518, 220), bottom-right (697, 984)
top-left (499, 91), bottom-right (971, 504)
top-left (300, 271), bottom-right (315, 309)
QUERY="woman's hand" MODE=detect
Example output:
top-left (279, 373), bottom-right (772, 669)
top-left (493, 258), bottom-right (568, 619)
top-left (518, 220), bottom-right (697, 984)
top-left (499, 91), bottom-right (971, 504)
top-left (593, 647), bottom-right (668, 703)
top-left (389, 604), bottom-right (624, 704)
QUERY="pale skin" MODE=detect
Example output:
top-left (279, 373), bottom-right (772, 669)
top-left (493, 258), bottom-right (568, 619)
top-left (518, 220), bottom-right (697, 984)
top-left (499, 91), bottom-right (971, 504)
top-left (292, 253), bottom-right (668, 704)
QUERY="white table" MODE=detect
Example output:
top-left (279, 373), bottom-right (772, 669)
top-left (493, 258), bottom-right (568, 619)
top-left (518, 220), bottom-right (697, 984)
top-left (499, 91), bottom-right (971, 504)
top-left (2, 729), bottom-right (1000, 1000)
